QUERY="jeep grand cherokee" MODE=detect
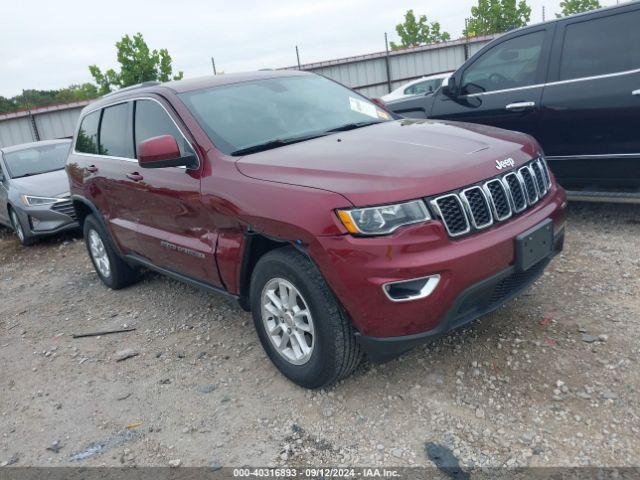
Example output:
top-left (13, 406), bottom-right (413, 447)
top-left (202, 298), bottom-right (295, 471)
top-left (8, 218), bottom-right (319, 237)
top-left (66, 71), bottom-right (567, 388)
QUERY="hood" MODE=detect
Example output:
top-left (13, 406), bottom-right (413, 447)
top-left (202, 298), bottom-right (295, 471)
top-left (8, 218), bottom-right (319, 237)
top-left (235, 119), bottom-right (540, 206)
top-left (10, 169), bottom-right (71, 197)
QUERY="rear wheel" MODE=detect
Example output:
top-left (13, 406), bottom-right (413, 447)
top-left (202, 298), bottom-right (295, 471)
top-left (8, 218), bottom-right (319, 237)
top-left (10, 209), bottom-right (35, 246)
top-left (83, 215), bottom-right (139, 289)
top-left (250, 246), bottom-right (361, 388)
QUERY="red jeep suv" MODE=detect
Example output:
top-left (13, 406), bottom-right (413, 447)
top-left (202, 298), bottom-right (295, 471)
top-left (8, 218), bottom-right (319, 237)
top-left (66, 71), bottom-right (566, 388)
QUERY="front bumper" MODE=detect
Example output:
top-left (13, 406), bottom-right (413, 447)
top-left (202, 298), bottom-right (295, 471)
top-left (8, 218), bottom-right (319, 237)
top-left (310, 185), bottom-right (567, 349)
top-left (14, 202), bottom-right (79, 237)
top-left (357, 228), bottom-right (563, 362)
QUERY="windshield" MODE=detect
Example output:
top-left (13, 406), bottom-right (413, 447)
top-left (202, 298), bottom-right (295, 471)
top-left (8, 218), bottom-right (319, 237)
top-left (179, 75), bottom-right (392, 155)
top-left (4, 142), bottom-right (71, 178)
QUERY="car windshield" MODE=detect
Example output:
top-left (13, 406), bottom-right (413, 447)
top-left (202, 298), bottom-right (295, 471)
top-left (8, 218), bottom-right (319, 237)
top-left (179, 75), bottom-right (392, 155)
top-left (3, 142), bottom-right (71, 178)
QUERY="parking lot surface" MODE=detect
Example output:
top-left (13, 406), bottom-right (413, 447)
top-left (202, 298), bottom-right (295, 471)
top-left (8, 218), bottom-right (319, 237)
top-left (1, 203), bottom-right (639, 468)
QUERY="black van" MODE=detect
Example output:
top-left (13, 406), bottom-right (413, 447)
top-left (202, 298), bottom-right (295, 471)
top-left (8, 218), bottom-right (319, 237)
top-left (386, 2), bottom-right (640, 201)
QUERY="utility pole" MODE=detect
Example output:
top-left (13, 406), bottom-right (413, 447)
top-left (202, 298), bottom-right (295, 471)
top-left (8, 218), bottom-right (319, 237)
top-left (464, 19), bottom-right (470, 60)
top-left (295, 46), bottom-right (301, 69)
top-left (211, 57), bottom-right (217, 75)
top-left (384, 33), bottom-right (392, 93)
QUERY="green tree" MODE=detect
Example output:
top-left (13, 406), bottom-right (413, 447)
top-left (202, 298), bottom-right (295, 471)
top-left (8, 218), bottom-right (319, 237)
top-left (89, 33), bottom-right (184, 95)
top-left (0, 85), bottom-right (99, 115)
top-left (390, 10), bottom-right (451, 50)
top-left (556, 0), bottom-right (601, 18)
top-left (0, 96), bottom-right (16, 114)
top-left (463, 0), bottom-right (531, 37)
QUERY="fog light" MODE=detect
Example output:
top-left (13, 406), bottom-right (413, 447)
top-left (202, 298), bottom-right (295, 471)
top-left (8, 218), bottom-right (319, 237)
top-left (383, 274), bottom-right (440, 302)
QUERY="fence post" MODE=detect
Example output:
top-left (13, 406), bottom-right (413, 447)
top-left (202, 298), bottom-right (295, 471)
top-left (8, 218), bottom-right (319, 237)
top-left (384, 33), bottom-right (392, 93)
top-left (22, 90), bottom-right (40, 141)
top-left (296, 46), bottom-right (301, 70)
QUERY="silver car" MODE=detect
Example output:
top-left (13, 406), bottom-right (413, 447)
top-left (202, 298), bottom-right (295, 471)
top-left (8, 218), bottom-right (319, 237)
top-left (0, 139), bottom-right (78, 246)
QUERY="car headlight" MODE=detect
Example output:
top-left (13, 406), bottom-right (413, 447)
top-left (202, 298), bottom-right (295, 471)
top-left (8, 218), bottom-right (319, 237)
top-left (20, 195), bottom-right (62, 207)
top-left (337, 200), bottom-right (430, 235)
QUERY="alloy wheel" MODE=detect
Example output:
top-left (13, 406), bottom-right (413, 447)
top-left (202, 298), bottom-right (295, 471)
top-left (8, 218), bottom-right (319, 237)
top-left (10, 211), bottom-right (24, 243)
top-left (88, 229), bottom-right (111, 279)
top-left (261, 277), bottom-right (315, 365)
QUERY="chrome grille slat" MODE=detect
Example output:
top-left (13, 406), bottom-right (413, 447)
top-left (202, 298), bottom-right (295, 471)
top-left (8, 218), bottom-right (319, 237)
top-left (503, 172), bottom-right (527, 212)
top-left (531, 161), bottom-right (547, 195)
top-left (484, 179), bottom-right (512, 221)
top-left (460, 186), bottom-right (493, 229)
top-left (431, 194), bottom-right (470, 237)
top-left (518, 166), bottom-right (539, 205)
top-left (539, 158), bottom-right (551, 189)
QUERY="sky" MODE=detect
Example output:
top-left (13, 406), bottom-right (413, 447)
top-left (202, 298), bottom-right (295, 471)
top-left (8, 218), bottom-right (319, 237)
top-left (0, 0), bottom-right (620, 97)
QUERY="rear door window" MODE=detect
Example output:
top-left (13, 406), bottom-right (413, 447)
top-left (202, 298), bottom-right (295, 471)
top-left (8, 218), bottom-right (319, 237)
top-left (134, 100), bottom-right (192, 156)
top-left (559, 10), bottom-right (640, 80)
top-left (75, 110), bottom-right (100, 154)
top-left (98, 103), bottom-right (133, 158)
top-left (461, 31), bottom-right (545, 94)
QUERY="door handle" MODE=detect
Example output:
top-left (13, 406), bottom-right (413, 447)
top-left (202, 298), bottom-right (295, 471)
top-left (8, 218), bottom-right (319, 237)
top-left (86, 165), bottom-right (98, 173)
top-left (126, 172), bottom-right (144, 181)
top-left (505, 101), bottom-right (536, 111)
top-left (633, 89), bottom-right (640, 96)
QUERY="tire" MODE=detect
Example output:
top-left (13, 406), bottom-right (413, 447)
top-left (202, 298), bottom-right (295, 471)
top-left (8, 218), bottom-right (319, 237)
top-left (250, 246), bottom-right (362, 388)
top-left (83, 214), bottom-right (139, 289)
top-left (10, 208), bottom-right (35, 246)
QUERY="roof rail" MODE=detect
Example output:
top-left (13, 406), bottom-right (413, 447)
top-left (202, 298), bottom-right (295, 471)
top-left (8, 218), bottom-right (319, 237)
top-left (101, 81), bottom-right (162, 99)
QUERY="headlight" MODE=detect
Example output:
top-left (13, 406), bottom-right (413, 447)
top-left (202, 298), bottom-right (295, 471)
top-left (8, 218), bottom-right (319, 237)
top-left (337, 200), bottom-right (430, 235)
top-left (20, 195), bottom-right (62, 207)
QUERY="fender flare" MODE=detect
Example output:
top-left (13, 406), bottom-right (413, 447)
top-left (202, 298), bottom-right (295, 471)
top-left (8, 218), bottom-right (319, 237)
top-left (70, 194), bottom-right (124, 257)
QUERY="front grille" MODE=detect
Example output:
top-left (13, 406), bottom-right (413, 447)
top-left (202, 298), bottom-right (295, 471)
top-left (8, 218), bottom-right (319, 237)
top-left (433, 194), bottom-right (469, 236)
top-left (427, 157), bottom-right (551, 238)
top-left (461, 186), bottom-right (492, 229)
top-left (50, 200), bottom-right (76, 220)
top-left (484, 179), bottom-right (512, 220)
top-left (519, 166), bottom-right (538, 204)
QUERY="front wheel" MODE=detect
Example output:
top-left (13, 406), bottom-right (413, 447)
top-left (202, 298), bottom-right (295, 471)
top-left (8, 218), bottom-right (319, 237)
top-left (10, 209), bottom-right (35, 246)
top-left (83, 215), bottom-right (139, 289)
top-left (250, 246), bottom-right (361, 388)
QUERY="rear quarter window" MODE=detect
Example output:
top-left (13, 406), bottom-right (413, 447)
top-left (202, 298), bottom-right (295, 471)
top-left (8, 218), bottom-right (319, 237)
top-left (560, 9), bottom-right (640, 80)
top-left (99, 103), bottom-right (133, 158)
top-left (75, 110), bottom-right (100, 154)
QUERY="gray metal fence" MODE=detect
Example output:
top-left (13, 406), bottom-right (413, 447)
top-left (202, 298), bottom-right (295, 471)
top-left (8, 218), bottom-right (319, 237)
top-left (0, 100), bottom-right (90, 148)
top-left (281, 35), bottom-right (497, 98)
top-left (1, 35), bottom-right (498, 148)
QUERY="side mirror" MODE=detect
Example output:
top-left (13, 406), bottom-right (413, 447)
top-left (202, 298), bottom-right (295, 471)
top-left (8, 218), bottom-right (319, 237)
top-left (441, 76), bottom-right (458, 98)
top-left (137, 135), bottom-right (197, 169)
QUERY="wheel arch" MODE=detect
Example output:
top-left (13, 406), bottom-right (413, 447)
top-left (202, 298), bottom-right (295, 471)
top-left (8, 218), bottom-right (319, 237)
top-left (237, 233), bottom-right (290, 311)
top-left (70, 195), bottom-right (123, 256)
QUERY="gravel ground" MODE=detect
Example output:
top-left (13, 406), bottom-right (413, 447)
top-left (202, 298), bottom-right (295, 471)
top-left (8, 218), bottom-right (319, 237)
top-left (0, 203), bottom-right (639, 469)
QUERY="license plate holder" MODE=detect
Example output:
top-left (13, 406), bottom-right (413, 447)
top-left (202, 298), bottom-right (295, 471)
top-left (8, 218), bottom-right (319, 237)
top-left (515, 219), bottom-right (553, 271)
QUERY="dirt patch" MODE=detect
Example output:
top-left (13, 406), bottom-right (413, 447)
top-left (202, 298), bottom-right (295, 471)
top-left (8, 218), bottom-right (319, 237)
top-left (1, 203), bottom-right (639, 467)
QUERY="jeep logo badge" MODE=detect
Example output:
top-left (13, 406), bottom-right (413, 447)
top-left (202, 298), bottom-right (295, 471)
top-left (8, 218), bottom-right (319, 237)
top-left (496, 158), bottom-right (515, 170)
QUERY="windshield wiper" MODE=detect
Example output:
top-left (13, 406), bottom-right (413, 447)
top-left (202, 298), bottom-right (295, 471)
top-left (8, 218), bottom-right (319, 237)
top-left (325, 120), bottom-right (383, 133)
top-left (230, 133), bottom-right (329, 156)
top-left (14, 167), bottom-right (64, 179)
